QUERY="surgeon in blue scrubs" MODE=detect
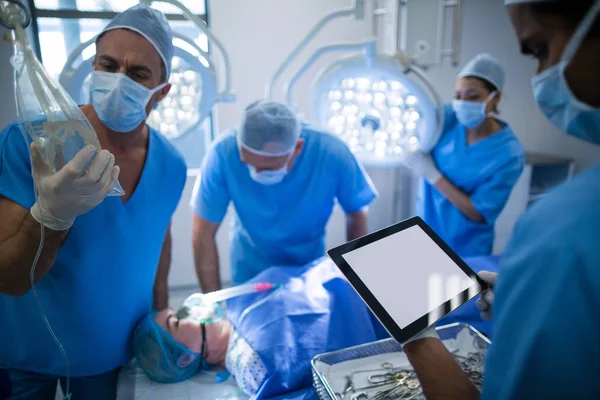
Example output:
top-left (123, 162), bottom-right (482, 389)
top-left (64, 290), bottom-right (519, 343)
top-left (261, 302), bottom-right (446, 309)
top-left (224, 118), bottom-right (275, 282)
top-left (191, 100), bottom-right (377, 291)
top-left (0, 6), bottom-right (186, 399)
top-left (399, 0), bottom-right (600, 398)
top-left (403, 53), bottom-right (525, 257)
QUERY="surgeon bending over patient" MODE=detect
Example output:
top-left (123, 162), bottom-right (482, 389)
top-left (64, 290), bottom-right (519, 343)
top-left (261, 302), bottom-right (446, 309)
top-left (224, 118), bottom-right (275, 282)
top-left (191, 101), bottom-right (378, 291)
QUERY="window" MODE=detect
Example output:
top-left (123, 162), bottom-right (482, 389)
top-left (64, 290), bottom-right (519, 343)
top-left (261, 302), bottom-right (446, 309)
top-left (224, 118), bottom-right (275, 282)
top-left (28, 0), bottom-right (213, 169)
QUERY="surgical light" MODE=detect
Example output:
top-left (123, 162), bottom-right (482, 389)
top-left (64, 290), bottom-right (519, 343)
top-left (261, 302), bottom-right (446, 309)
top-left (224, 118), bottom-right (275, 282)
top-left (266, 0), bottom-right (442, 167)
top-left (146, 50), bottom-right (208, 140)
top-left (312, 53), bottom-right (442, 167)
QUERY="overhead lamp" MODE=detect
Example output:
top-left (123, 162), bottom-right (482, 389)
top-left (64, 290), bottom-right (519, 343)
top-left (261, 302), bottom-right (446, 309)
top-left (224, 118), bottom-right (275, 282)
top-left (312, 52), bottom-right (442, 167)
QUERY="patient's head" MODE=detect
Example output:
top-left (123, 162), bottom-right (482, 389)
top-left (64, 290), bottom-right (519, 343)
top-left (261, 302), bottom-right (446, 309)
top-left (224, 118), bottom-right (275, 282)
top-left (133, 307), bottom-right (231, 383)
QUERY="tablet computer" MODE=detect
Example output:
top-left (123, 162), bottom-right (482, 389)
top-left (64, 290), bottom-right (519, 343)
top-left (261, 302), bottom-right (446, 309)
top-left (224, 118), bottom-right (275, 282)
top-left (327, 216), bottom-right (488, 343)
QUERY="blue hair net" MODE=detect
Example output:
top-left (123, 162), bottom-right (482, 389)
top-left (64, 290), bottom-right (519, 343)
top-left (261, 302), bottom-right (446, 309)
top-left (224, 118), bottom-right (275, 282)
top-left (132, 313), bottom-right (206, 383)
top-left (238, 100), bottom-right (301, 157)
top-left (457, 53), bottom-right (505, 91)
top-left (100, 5), bottom-right (174, 80)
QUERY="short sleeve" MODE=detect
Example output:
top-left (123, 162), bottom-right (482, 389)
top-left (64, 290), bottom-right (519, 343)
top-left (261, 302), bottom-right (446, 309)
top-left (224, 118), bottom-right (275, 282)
top-left (0, 122), bottom-right (36, 209)
top-left (189, 141), bottom-right (231, 223)
top-left (471, 152), bottom-right (524, 224)
top-left (334, 142), bottom-right (378, 213)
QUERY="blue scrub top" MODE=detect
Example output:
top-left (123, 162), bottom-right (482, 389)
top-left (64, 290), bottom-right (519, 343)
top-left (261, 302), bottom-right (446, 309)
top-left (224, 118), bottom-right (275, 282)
top-left (191, 123), bottom-right (377, 285)
top-left (417, 104), bottom-right (525, 257)
top-left (0, 122), bottom-right (186, 376)
top-left (482, 162), bottom-right (600, 399)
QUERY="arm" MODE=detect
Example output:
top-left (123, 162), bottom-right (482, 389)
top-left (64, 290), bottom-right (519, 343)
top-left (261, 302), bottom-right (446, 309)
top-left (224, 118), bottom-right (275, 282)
top-left (434, 177), bottom-right (485, 223)
top-left (346, 208), bottom-right (368, 241)
top-left (192, 214), bottom-right (222, 293)
top-left (0, 197), bottom-right (69, 297)
top-left (404, 338), bottom-right (480, 400)
top-left (0, 127), bottom-right (117, 297)
top-left (153, 223), bottom-right (172, 310)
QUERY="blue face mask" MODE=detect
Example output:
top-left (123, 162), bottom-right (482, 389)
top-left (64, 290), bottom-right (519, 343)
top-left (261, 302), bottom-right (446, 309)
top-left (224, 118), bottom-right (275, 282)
top-left (452, 92), bottom-right (497, 128)
top-left (248, 163), bottom-right (288, 185)
top-left (90, 71), bottom-right (166, 133)
top-left (531, 1), bottom-right (600, 144)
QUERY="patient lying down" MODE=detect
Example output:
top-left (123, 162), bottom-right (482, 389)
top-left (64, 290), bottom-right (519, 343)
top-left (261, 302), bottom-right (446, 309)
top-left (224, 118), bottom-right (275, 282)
top-left (132, 259), bottom-right (388, 398)
top-left (134, 304), bottom-right (269, 396)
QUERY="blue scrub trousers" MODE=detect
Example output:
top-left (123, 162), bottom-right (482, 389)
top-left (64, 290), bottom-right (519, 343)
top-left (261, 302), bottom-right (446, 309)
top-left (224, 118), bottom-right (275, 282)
top-left (4, 368), bottom-right (120, 400)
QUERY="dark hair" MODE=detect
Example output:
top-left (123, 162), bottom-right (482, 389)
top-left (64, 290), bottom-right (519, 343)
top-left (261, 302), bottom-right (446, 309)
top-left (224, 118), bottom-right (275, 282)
top-left (528, 1), bottom-right (600, 38)
top-left (472, 77), bottom-right (499, 113)
top-left (95, 31), bottom-right (168, 83)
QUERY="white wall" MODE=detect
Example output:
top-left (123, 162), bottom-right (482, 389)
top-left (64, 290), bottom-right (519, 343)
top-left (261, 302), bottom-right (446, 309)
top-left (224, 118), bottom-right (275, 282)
top-left (167, 0), bottom-right (600, 289)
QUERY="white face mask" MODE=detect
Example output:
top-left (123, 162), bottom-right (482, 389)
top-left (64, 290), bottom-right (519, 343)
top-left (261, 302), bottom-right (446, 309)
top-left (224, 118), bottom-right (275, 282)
top-left (452, 92), bottom-right (497, 128)
top-left (248, 164), bottom-right (288, 185)
top-left (90, 71), bottom-right (166, 133)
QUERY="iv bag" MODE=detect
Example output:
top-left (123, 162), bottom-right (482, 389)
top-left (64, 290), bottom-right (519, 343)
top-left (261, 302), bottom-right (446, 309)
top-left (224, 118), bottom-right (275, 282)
top-left (10, 25), bottom-right (124, 196)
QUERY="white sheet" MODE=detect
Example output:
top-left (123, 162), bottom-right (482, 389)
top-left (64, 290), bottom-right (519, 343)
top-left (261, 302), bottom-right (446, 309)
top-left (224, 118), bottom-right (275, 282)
top-left (116, 360), bottom-right (249, 400)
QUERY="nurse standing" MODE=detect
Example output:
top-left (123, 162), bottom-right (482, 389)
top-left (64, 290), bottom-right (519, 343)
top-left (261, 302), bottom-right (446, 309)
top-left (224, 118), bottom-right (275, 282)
top-left (403, 53), bottom-right (525, 257)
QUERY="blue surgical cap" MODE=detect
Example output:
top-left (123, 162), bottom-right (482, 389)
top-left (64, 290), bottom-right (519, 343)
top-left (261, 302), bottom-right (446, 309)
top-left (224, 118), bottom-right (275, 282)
top-left (238, 100), bottom-right (301, 157)
top-left (132, 313), bottom-right (205, 383)
top-left (100, 5), bottom-right (174, 80)
top-left (457, 53), bottom-right (505, 91)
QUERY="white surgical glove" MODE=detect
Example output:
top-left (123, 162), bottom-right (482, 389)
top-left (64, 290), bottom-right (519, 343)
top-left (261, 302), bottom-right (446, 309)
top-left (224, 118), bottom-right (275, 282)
top-left (401, 325), bottom-right (440, 348)
top-left (475, 271), bottom-right (497, 320)
top-left (30, 143), bottom-right (120, 231)
top-left (401, 150), bottom-right (442, 185)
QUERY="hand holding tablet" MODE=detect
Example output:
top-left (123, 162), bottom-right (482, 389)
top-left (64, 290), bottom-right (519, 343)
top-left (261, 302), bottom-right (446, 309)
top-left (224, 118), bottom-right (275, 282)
top-left (328, 216), bottom-right (488, 344)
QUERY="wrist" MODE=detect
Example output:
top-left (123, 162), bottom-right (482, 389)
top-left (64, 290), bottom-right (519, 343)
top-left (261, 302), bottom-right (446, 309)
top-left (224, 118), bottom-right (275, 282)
top-left (30, 202), bottom-right (74, 231)
top-left (402, 326), bottom-right (440, 349)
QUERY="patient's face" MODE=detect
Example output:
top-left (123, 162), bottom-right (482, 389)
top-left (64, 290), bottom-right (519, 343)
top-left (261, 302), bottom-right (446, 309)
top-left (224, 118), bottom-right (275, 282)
top-left (153, 308), bottom-right (229, 365)
top-left (154, 309), bottom-right (203, 354)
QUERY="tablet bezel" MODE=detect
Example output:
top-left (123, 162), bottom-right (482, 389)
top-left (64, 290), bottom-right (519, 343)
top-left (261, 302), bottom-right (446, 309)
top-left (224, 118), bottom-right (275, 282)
top-left (327, 216), bottom-right (488, 343)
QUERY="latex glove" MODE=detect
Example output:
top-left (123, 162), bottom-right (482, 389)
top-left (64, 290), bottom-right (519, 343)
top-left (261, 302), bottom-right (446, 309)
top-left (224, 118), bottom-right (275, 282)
top-left (401, 150), bottom-right (442, 185)
top-left (402, 325), bottom-right (440, 348)
top-left (30, 143), bottom-right (120, 231)
top-left (475, 271), bottom-right (497, 320)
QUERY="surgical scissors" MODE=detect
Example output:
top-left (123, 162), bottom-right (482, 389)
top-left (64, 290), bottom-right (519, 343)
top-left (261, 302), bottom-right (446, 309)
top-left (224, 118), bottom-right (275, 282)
top-left (368, 373), bottom-right (421, 400)
top-left (368, 371), bottom-right (409, 385)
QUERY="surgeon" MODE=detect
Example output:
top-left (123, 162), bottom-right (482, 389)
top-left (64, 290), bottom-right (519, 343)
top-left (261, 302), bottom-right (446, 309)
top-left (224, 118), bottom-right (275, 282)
top-left (398, 0), bottom-right (600, 398)
top-left (191, 100), bottom-right (377, 290)
top-left (403, 53), bottom-right (525, 257)
top-left (0, 5), bottom-right (187, 399)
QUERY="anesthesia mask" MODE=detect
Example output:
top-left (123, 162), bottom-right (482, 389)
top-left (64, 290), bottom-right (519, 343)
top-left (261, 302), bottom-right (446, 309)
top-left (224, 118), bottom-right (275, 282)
top-left (175, 295), bottom-right (226, 324)
top-left (175, 283), bottom-right (279, 323)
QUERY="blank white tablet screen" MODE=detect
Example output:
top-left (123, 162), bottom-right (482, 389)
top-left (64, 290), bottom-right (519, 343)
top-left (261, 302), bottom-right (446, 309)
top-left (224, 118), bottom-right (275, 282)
top-left (341, 225), bottom-right (479, 329)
